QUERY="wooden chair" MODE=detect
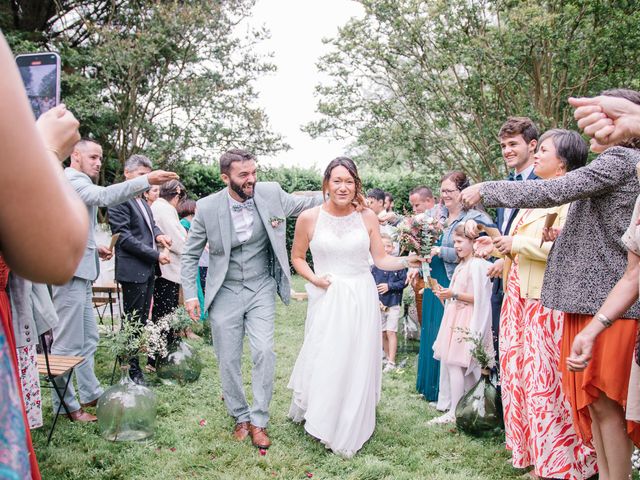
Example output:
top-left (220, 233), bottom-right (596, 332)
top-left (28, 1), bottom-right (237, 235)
top-left (92, 283), bottom-right (122, 330)
top-left (37, 332), bottom-right (84, 444)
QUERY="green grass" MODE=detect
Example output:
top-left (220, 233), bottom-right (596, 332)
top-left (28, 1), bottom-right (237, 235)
top-left (31, 277), bottom-right (571, 479)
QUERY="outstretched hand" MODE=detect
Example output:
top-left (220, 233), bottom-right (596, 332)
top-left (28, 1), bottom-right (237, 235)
top-left (148, 170), bottom-right (179, 185)
top-left (460, 184), bottom-right (483, 209)
top-left (569, 95), bottom-right (640, 152)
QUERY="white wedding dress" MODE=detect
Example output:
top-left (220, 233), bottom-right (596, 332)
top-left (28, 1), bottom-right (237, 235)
top-left (288, 207), bottom-right (382, 458)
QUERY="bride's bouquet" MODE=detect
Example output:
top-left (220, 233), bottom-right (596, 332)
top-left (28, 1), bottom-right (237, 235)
top-left (395, 210), bottom-right (444, 282)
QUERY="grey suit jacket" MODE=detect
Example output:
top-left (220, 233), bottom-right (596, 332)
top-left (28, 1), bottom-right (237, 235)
top-left (65, 167), bottom-right (150, 281)
top-left (480, 146), bottom-right (640, 317)
top-left (9, 274), bottom-right (58, 347)
top-left (181, 182), bottom-right (322, 310)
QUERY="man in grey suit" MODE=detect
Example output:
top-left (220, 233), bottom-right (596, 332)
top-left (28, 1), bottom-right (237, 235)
top-left (182, 149), bottom-right (321, 449)
top-left (52, 138), bottom-right (177, 421)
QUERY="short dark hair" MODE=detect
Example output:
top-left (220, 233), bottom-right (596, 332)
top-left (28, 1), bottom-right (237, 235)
top-left (538, 129), bottom-right (588, 172)
top-left (384, 192), bottom-right (393, 202)
top-left (220, 149), bottom-right (256, 175)
top-left (159, 179), bottom-right (186, 201)
top-left (124, 154), bottom-right (152, 172)
top-left (498, 117), bottom-right (539, 144)
top-left (600, 88), bottom-right (640, 149)
top-left (177, 198), bottom-right (196, 219)
top-left (366, 188), bottom-right (385, 202)
top-left (73, 137), bottom-right (101, 150)
top-left (409, 186), bottom-right (433, 200)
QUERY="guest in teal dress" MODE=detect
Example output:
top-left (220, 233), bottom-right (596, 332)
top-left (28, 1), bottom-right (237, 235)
top-left (416, 235), bottom-right (449, 402)
top-left (178, 200), bottom-right (207, 321)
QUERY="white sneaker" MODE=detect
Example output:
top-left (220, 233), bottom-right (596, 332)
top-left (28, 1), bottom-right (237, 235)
top-left (427, 411), bottom-right (456, 425)
top-left (383, 362), bottom-right (396, 373)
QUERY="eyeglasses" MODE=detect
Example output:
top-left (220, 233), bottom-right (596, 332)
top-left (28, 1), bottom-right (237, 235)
top-left (440, 189), bottom-right (459, 195)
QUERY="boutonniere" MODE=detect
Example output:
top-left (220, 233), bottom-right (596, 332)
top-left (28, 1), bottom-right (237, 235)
top-left (269, 216), bottom-right (285, 228)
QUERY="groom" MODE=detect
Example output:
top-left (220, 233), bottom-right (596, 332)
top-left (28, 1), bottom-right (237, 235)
top-left (182, 149), bottom-right (321, 449)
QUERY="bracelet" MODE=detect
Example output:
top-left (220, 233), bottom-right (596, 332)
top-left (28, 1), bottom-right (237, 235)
top-left (452, 291), bottom-right (459, 301)
top-left (46, 146), bottom-right (61, 160)
top-left (595, 312), bottom-right (613, 328)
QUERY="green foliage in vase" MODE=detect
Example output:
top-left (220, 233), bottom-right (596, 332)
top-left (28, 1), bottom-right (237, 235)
top-left (103, 314), bottom-right (148, 365)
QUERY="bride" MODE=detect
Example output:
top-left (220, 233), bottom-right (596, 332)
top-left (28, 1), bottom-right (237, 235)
top-left (287, 157), bottom-right (416, 457)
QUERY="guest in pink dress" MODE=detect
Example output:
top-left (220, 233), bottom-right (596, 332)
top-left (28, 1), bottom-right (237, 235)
top-left (430, 223), bottom-right (493, 424)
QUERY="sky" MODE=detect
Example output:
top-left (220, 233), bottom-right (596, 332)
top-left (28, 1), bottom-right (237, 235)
top-left (247, 0), bottom-right (364, 172)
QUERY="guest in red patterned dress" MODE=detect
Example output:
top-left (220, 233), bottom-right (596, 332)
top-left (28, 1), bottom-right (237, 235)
top-left (477, 129), bottom-right (595, 478)
top-left (0, 31), bottom-right (87, 479)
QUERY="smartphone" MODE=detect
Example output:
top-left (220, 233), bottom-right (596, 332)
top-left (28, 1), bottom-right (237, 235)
top-left (15, 52), bottom-right (61, 119)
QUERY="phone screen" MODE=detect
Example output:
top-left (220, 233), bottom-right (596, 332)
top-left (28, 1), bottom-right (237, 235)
top-left (15, 52), bottom-right (60, 119)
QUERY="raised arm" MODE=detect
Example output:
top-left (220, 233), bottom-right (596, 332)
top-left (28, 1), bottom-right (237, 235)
top-left (280, 187), bottom-right (324, 218)
top-left (0, 34), bottom-right (88, 284)
top-left (476, 147), bottom-right (632, 209)
top-left (365, 210), bottom-right (412, 271)
top-left (70, 174), bottom-right (150, 208)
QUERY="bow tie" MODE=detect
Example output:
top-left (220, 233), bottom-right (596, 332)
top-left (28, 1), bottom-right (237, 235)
top-left (231, 200), bottom-right (254, 212)
top-left (508, 172), bottom-right (523, 181)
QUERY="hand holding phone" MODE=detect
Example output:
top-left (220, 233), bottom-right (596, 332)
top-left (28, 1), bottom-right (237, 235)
top-left (35, 105), bottom-right (80, 161)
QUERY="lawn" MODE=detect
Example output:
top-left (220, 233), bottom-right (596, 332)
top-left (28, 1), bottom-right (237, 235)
top-left (31, 277), bottom-right (582, 479)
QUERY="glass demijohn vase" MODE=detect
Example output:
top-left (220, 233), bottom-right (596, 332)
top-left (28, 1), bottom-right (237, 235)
top-left (97, 365), bottom-right (157, 441)
top-left (156, 340), bottom-right (202, 385)
top-left (455, 368), bottom-right (504, 437)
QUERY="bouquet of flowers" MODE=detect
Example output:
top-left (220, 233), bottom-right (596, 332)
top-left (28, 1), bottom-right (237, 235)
top-left (395, 211), bottom-right (444, 282)
top-left (145, 306), bottom-right (193, 360)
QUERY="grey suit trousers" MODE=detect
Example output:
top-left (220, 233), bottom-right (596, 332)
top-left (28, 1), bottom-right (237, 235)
top-left (51, 277), bottom-right (103, 412)
top-left (209, 277), bottom-right (276, 428)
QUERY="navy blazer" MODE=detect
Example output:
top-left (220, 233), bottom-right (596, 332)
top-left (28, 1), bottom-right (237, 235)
top-left (108, 199), bottom-right (163, 284)
top-left (371, 266), bottom-right (407, 308)
top-left (495, 169), bottom-right (539, 234)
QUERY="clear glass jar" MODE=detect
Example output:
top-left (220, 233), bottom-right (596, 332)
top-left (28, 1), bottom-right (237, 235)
top-left (454, 369), bottom-right (504, 437)
top-left (97, 365), bottom-right (157, 441)
top-left (156, 340), bottom-right (202, 385)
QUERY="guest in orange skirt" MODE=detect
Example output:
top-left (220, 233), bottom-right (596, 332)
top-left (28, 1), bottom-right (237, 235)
top-left (568, 191), bottom-right (640, 479)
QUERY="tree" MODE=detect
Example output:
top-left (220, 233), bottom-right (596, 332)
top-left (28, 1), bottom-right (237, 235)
top-left (305, 0), bottom-right (640, 180)
top-left (5, 0), bottom-right (288, 178)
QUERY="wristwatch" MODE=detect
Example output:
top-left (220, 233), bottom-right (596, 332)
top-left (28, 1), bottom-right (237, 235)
top-left (452, 292), bottom-right (459, 301)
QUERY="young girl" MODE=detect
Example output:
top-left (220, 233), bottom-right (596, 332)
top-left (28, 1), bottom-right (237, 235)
top-left (430, 223), bottom-right (493, 424)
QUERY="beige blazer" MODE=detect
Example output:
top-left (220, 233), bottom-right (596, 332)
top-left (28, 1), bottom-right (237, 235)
top-left (151, 197), bottom-right (186, 284)
top-left (504, 203), bottom-right (569, 299)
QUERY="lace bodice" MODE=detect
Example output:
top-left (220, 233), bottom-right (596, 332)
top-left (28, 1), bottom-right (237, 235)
top-left (310, 208), bottom-right (371, 277)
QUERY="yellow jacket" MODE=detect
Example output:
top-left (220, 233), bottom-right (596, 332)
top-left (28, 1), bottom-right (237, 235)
top-left (503, 203), bottom-right (569, 299)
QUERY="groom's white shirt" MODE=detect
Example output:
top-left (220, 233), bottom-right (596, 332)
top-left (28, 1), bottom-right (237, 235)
top-left (227, 192), bottom-right (254, 243)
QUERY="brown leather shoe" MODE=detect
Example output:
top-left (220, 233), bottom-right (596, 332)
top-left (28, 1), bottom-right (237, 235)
top-left (64, 408), bottom-right (97, 422)
top-left (249, 424), bottom-right (271, 449)
top-left (80, 398), bottom-right (98, 408)
top-left (233, 421), bottom-right (251, 441)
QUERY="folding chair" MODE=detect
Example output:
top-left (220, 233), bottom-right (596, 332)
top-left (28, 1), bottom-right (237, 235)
top-left (36, 332), bottom-right (84, 444)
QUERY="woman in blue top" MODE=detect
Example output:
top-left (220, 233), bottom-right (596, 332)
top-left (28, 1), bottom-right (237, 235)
top-left (417, 171), bottom-right (494, 409)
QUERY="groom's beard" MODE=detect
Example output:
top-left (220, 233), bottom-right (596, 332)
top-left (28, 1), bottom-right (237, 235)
top-left (229, 178), bottom-right (255, 201)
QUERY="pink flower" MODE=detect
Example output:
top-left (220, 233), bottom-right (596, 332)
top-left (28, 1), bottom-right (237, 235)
top-left (199, 419), bottom-right (207, 427)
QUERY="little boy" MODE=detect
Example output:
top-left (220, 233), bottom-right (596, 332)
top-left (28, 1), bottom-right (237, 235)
top-left (371, 233), bottom-right (407, 372)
